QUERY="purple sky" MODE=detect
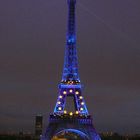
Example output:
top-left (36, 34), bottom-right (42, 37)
top-left (0, 0), bottom-right (140, 134)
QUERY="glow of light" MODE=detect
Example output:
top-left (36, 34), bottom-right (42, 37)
top-left (64, 110), bottom-right (67, 114)
top-left (68, 36), bottom-right (75, 44)
top-left (63, 91), bottom-right (67, 95)
top-left (59, 95), bottom-right (63, 99)
top-left (58, 107), bottom-right (62, 111)
top-left (55, 129), bottom-right (89, 139)
top-left (69, 112), bottom-right (73, 116)
top-left (69, 89), bottom-right (73, 93)
top-left (75, 91), bottom-right (79, 95)
top-left (57, 101), bottom-right (61, 105)
top-left (81, 102), bottom-right (84, 105)
top-left (75, 111), bottom-right (79, 114)
top-left (80, 108), bottom-right (84, 111)
top-left (79, 96), bottom-right (83, 99)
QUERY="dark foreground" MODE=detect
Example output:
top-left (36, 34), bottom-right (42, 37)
top-left (0, 133), bottom-right (139, 140)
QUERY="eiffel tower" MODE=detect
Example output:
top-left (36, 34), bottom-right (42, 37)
top-left (41, 0), bottom-right (101, 140)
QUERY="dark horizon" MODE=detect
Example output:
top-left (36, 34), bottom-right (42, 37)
top-left (0, 0), bottom-right (140, 135)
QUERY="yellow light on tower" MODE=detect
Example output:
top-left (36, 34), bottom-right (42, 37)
top-left (80, 108), bottom-right (84, 111)
top-left (79, 96), bottom-right (83, 99)
top-left (69, 112), bottom-right (73, 116)
top-left (69, 89), bottom-right (73, 93)
top-left (58, 107), bottom-right (62, 111)
top-left (57, 101), bottom-right (61, 104)
top-left (64, 110), bottom-right (67, 114)
top-left (81, 102), bottom-right (84, 105)
top-left (59, 95), bottom-right (63, 99)
top-left (75, 111), bottom-right (79, 114)
top-left (63, 91), bottom-right (67, 95)
top-left (75, 91), bottom-right (79, 95)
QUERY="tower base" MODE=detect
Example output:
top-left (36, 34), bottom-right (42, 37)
top-left (41, 114), bottom-right (101, 140)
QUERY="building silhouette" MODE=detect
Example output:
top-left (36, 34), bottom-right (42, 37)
top-left (35, 115), bottom-right (43, 137)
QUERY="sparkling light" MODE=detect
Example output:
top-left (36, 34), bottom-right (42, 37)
top-left (58, 107), bottom-right (62, 111)
top-left (80, 108), bottom-right (84, 111)
top-left (69, 112), bottom-right (73, 116)
top-left (63, 91), bottom-right (67, 95)
top-left (57, 101), bottom-right (61, 104)
top-left (64, 110), bottom-right (67, 114)
top-left (81, 102), bottom-right (84, 105)
top-left (69, 89), bottom-right (73, 93)
top-left (59, 95), bottom-right (63, 99)
top-left (79, 96), bottom-right (83, 99)
top-left (75, 111), bottom-right (79, 114)
top-left (75, 91), bottom-right (79, 95)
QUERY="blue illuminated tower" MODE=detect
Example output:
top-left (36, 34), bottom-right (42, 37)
top-left (41, 0), bottom-right (101, 140)
top-left (53, 0), bottom-right (88, 116)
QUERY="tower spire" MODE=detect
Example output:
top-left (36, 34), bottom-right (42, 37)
top-left (67, 0), bottom-right (76, 44)
top-left (61, 0), bottom-right (80, 83)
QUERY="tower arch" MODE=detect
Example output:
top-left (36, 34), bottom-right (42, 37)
top-left (52, 129), bottom-right (89, 140)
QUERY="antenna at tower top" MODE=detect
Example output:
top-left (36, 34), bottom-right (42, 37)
top-left (67, 0), bottom-right (76, 4)
top-left (67, 0), bottom-right (76, 45)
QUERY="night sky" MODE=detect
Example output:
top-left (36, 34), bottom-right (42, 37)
top-left (0, 0), bottom-right (140, 134)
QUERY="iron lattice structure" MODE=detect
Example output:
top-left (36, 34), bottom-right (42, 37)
top-left (41, 0), bottom-right (101, 140)
top-left (54, 0), bottom-right (88, 116)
